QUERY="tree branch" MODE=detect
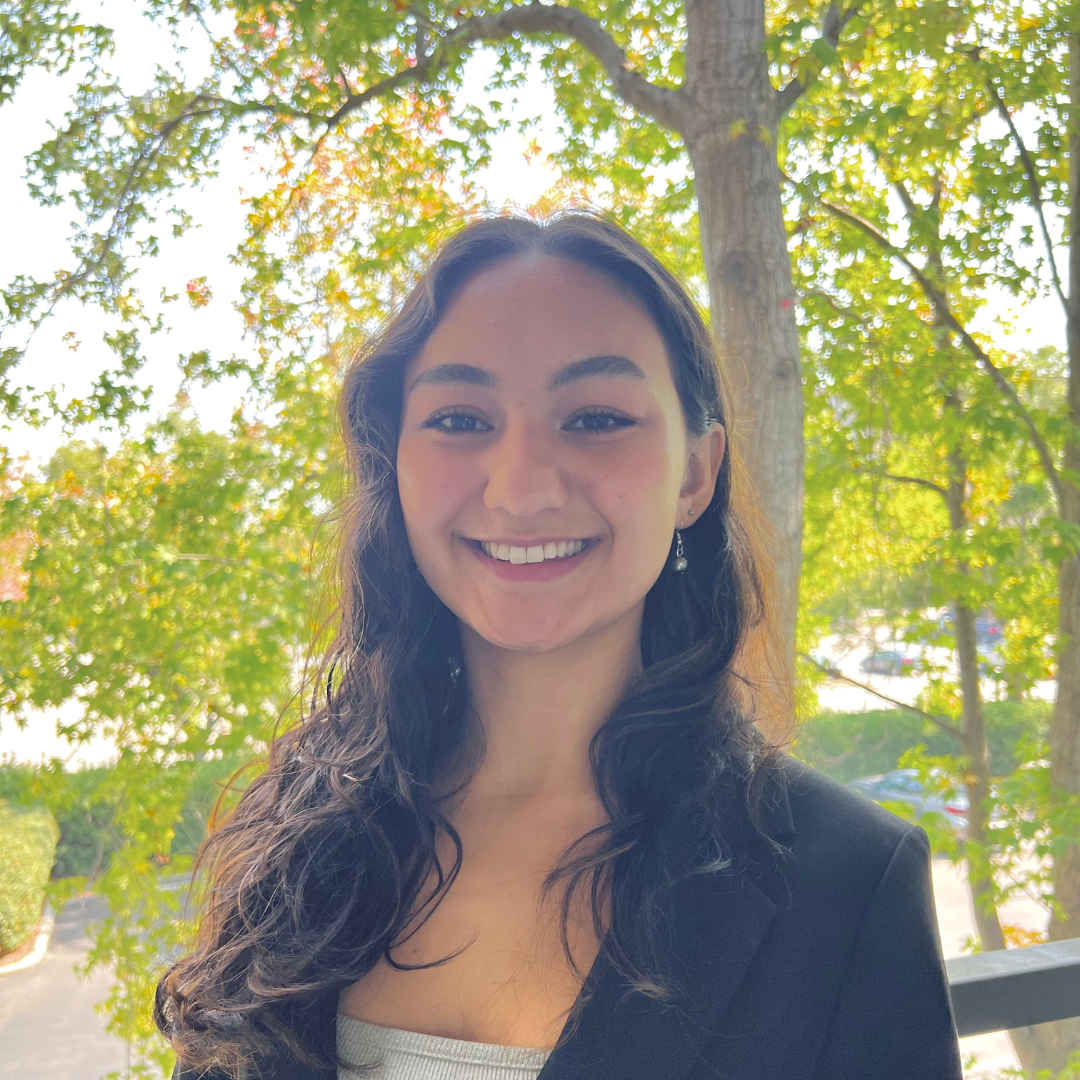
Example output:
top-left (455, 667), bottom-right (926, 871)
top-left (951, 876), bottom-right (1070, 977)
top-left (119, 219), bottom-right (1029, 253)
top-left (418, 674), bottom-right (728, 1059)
top-left (882, 472), bottom-right (947, 495)
top-left (985, 76), bottom-right (1070, 322)
top-left (47, 3), bottom-right (686, 319)
top-left (800, 286), bottom-right (893, 352)
top-left (801, 286), bottom-right (867, 325)
top-left (454, 3), bottom-right (688, 130)
top-left (775, 3), bottom-right (863, 117)
top-left (322, 2), bottom-right (689, 136)
top-left (797, 290), bottom-right (948, 496)
top-left (891, 175), bottom-right (921, 223)
top-left (860, 469), bottom-right (950, 497)
top-left (798, 289), bottom-right (949, 497)
top-left (793, 179), bottom-right (1067, 505)
top-left (800, 653), bottom-right (962, 741)
top-left (49, 93), bottom-right (305, 310)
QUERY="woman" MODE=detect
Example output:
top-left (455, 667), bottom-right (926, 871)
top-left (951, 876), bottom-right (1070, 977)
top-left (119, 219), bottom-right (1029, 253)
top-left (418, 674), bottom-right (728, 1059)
top-left (158, 213), bottom-right (962, 1080)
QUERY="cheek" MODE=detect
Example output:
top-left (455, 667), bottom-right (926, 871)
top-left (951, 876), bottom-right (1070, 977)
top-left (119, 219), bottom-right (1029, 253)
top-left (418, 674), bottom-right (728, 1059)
top-left (585, 439), bottom-right (682, 551)
top-left (396, 438), bottom-right (469, 551)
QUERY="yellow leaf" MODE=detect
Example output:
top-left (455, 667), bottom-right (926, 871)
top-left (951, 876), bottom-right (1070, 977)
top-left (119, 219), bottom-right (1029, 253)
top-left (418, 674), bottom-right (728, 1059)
top-left (728, 118), bottom-right (749, 141)
top-left (1001, 924), bottom-right (1047, 948)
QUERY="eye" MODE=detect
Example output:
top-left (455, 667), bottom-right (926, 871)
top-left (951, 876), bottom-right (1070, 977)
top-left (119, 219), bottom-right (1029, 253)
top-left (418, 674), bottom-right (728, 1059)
top-left (423, 409), bottom-right (493, 434)
top-left (563, 408), bottom-right (636, 433)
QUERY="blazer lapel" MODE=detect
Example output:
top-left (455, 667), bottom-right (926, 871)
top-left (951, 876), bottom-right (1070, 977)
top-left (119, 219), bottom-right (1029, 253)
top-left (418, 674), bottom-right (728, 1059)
top-left (539, 763), bottom-right (794, 1080)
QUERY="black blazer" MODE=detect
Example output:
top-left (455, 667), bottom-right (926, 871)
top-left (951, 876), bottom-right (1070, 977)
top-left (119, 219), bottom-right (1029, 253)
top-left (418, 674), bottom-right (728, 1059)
top-left (175, 757), bottom-right (963, 1080)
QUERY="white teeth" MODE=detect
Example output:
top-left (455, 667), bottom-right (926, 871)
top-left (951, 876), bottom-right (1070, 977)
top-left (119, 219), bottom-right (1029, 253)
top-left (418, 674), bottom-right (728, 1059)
top-left (479, 540), bottom-right (588, 563)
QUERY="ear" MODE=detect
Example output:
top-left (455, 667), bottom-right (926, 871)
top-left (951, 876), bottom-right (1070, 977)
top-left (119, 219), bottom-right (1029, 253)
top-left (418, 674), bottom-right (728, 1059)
top-left (677, 423), bottom-right (725, 529)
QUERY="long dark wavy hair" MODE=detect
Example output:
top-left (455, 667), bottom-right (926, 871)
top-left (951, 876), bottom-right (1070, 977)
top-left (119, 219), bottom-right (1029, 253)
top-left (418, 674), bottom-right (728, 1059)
top-left (156, 211), bottom-right (785, 1077)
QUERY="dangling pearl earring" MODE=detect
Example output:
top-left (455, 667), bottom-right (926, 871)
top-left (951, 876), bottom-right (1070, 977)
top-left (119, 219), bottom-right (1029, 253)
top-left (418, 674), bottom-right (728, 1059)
top-left (671, 529), bottom-right (688, 573)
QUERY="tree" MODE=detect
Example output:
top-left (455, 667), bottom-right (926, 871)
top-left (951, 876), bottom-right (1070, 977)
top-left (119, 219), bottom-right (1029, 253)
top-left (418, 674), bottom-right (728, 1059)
top-left (0, 401), bottom-right (335, 1075)
top-left (800, 276), bottom-right (1063, 1065)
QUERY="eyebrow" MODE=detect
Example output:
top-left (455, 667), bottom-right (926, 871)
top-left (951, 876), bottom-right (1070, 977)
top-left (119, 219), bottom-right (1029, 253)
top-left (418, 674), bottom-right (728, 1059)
top-left (548, 354), bottom-right (646, 389)
top-left (409, 363), bottom-right (496, 391)
top-left (408, 355), bottom-right (646, 393)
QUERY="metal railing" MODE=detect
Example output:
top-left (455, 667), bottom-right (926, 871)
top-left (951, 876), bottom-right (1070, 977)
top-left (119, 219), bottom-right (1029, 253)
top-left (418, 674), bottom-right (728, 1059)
top-left (947, 937), bottom-right (1080, 1036)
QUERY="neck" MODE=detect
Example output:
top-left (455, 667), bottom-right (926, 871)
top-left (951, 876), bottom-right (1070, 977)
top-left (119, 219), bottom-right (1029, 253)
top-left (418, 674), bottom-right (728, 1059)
top-left (454, 610), bottom-right (644, 804)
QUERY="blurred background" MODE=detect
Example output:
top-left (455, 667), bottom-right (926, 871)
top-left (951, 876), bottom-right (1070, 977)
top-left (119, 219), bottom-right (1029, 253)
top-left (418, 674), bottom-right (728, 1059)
top-left (0, 0), bottom-right (1076, 1077)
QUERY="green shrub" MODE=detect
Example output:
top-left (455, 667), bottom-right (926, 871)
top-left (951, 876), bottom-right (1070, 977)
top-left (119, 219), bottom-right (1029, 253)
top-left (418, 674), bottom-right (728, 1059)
top-left (0, 761), bottom-right (120, 878)
top-left (0, 802), bottom-right (59, 954)
top-left (792, 699), bottom-right (1052, 782)
top-left (0, 753), bottom-right (256, 882)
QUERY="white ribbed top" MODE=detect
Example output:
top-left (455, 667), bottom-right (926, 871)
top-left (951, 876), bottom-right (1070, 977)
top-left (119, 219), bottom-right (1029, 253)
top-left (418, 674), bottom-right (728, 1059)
top-left (337, 1014), bottom-right (551, 1080)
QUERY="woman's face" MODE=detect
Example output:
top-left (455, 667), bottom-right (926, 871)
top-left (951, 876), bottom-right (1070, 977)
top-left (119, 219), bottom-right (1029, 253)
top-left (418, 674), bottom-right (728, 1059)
top-left (396, 253), bottom-right (722, 655)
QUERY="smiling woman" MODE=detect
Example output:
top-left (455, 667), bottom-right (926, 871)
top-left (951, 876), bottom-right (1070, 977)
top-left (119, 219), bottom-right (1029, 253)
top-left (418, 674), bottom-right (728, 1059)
top-left (156, 213), bottom-right (962, 1080)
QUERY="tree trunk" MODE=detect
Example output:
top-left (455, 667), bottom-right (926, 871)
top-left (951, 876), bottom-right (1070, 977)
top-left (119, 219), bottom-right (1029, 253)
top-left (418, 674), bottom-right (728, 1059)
top-left (951, 593), bottom-right (1002, 947)
top-left (943, 443), bottom-right (1001, 943)
top-left (681, 0), bottom-right (804, 685)
top-left (943, 444), bottom-right (1021, 991)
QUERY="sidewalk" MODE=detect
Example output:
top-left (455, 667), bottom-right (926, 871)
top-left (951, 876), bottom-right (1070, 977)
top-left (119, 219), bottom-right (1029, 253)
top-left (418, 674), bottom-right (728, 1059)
top-left (0, 896), bottom-right (127, 1080)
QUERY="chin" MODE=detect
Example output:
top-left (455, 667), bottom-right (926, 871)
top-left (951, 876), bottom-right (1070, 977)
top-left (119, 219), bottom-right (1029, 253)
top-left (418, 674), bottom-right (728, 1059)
top-left (464, 610), bottom-right (591, 655)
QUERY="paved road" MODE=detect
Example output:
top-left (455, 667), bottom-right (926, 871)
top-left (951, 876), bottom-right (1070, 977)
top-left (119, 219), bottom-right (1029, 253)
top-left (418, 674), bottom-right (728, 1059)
top-left (0, 896), bottom-right (129, 1080)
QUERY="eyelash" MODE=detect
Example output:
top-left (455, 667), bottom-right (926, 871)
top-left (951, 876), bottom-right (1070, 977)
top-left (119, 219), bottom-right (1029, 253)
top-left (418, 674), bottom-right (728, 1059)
top-left (422, 409), bottom-right (493, 434)
top-left (422, 407), bottom-right (636, 435)
top-left (563, 408), bottom-right (636, 432)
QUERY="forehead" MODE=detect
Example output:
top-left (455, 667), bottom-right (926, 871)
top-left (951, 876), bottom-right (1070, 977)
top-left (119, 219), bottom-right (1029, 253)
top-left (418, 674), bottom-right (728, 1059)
top-left (408, 253), bottom-right (672, 385)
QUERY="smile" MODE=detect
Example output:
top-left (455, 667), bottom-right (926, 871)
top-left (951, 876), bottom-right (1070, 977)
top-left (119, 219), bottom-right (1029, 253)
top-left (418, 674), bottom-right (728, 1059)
top-left (475, 539), bottom-right (591, 564)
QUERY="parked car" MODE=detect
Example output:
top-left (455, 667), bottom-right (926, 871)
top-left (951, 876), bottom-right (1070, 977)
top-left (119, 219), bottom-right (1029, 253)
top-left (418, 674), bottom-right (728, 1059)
top-left (848, 768), bottom-right (969, 834)
top-left (859, 650), bottom-right (918, 676)
top-left (936, 612), bottom-right (1003, 648)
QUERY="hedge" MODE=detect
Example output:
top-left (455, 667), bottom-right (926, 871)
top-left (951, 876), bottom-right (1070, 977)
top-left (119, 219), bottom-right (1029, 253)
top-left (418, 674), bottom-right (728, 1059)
top-left (0, 802), bottom-right (59, 955)
top-left (0, 754), bottom-right (252, 881)
top-left (792, 699), bottom-right (1052, 783)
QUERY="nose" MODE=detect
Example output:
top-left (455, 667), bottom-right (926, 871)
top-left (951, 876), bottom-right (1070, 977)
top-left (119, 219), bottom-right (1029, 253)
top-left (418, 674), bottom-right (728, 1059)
top-left (482, 420), bottom-right (568, 518)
